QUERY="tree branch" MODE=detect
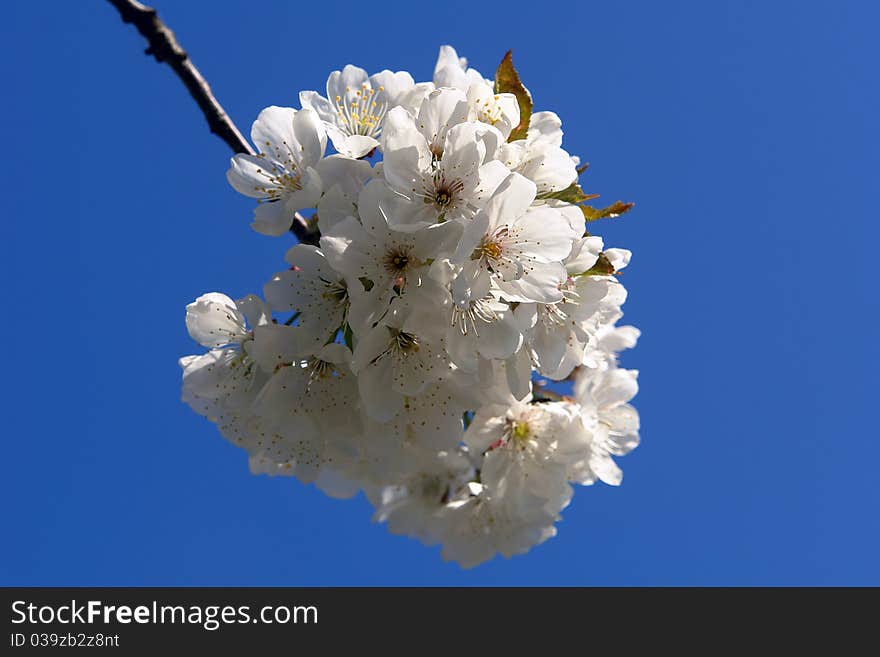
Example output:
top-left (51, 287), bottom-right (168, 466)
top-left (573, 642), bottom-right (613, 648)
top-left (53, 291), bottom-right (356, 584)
top-left (531, 386), bottom-right (569, 404)
top-left (106, 0), bottom-right (318, 245)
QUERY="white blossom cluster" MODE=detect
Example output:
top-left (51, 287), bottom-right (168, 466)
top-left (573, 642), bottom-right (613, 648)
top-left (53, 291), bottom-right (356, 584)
top-left (180, 46), bottom-right (640, 568)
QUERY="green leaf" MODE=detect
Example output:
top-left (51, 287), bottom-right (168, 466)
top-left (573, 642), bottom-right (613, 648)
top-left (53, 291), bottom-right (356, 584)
top-left (537, 181), bottom-right (599, 204)
top-left (579, 252), bottom-right (616, 276)
top-left (580, 200), bottom-right (635, 222)
top-left (343, 323), bottom-right (355, 351)
top-left (358, 276), bottom-right (375, 292)
top-left (494, 50), bottom-right (533, 142)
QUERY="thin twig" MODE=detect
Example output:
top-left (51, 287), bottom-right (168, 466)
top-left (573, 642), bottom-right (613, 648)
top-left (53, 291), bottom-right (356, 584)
top-left (531, 385), bottom-right (569, 404)
top-left (105, 0), bottom-right (318, 245)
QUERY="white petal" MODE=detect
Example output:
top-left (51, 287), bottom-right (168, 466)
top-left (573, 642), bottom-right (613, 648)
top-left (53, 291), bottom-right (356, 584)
top-left (452, 259), bottom-right (491, 304)
top-left (434, 45), bottom-right (465, 78)
top-left (235, 294), bottom-right (270, 328)
top-left (185, 293), bottom-right (247, 347)
top-left (604, 248), bottom-right (632, 271)
top-left (314, 155), bottom-right (373, 194)
top-left (291, 108), bottom-right (327, 166)
top-left (396, 82), bottom-right (434, 114)
top-left (473, 160), bottom-right (510, 205)
top-left (439, 124), bottom-right (483, 196)
top-left (319, 216), bottom-right (374, 282)
top-left (317, 342), bottom-right (353, 366)
top-left (411, 221), bottom-right (462, 261)
top-left (498, 141), bottom-right (526, 169)
top-left (600, 325), bottom-right (641, 353)
top-left (251, 323), bottom-right (309, 372)
top-left (453, 210), bottom-right (491, 263)
top-left (358, 357), bottom-right (403, 422)
top-left (326, 65), bottom-right (369, 100)
top-left (226, 153), bottom-right (274, 199)
top-left (417, 88), bottom-right (468, 152)
top-left (514, 207), bottom-right (578, 262)
top-left (602, 404), bottom-right (640, 455)
top-left (590, 453), bottom-right (623, 486)
top-left (497, 261), bottom-right (567, 304)
top-left (369, 70), bottom-right (415, 105)
top-left (527, 111), bottom-right (564, 149)
top-left (251, 106), bottom-right (298, 165)
top-left (532, 321), bottom-right (569, 375)
top-left (565, 236), bottom-right (603, 273)
top-left (518, 146), bottom-right (577, 193)
top-left (180, 348), bottom-right (238, 399)
top-left (298, 90), bottom-right (337, 124)
top-left (314, 469), bottom-right (361, 499)
top-left (594, 368), bottom-right (639, 409)
top-left (475, 311), bottom-right (523, 360)
top-left (381, 107), bottom-right (431, 194)
top-left (506, 347), bottom-right (533, 401)
top-left (433, 46), bottom-right (469, 91)
top-left (284, 167), bottom-right (324, 216)
top-left (332, 133), bottom-right (378, 159)
top-left (484, 173), bottom-right (536, 229)
top-left (251, 200), bottom-right (293, 236)
top-left (462, 407), bottom-right (506, 453)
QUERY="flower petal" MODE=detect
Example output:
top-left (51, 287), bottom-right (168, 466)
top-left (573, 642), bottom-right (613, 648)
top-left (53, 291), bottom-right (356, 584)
top-left (185, 293), bottom-right (247, 347)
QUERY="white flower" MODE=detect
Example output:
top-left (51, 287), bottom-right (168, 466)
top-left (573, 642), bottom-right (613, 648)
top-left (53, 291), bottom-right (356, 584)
top-left (313, 155), bottom-right (374, 233)
top-left (246, 420), bottom-right (324, 482)
top-left (179, 293), bottom-right (270, 413)
top-left (381, 90), bottom-right (509, 229)
top-left (300, 65), bottom-right (428, 159)
top-left (452, 173), bottom-right (577, 305)
top-left (319, 180), bottom-right (460, 330)
top-left (369, 448), bottom-right (475, 547)
top-left (356, 381), bottom-right (469, 486)
top-left (515, 237), bottom-right (624, 380)
top-left (439, 491), bottom-right (558, 569)
top-left (429, 259), bottom-right (523, 372)
top-left (604, 247), bottom-right (632, 272)
top-left (498, 111), bottom-right (577, 195)
top-left (525, 110), bottom-right (565, 149)
top-left (589, 323), bottom-right (641, 374)
top-left (263, 243), bottom-right (349, 349)
top-left (466, 79), bottom-right (521, 142)
top-left (250, 335), bottom-right (362, 482)
top-left (350, 304), bottom-right (452, 422)
top-left (378, 381), bottom-right (467, 452)
top-left (226, 107), bottom-right (326, 236)
top-left (465, 398), bottom-right (584, 514)
top-left (570, 367), bottom-right (640, 486)
top-left (475, 344), bottom-right (535, 403)
top-left (447, 292), bottom-right (522, 370)
top-left (433, 45), bottom-right (487, 92)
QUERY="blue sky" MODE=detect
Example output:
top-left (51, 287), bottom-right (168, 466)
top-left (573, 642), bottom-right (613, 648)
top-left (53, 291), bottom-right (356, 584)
top-left (1, 1), bottom-right (877, 585)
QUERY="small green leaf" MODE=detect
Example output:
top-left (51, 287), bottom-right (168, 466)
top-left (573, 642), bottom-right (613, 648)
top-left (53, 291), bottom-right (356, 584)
top-left (579, 252), bottom-right (616, 276)
top-left (537, 181), bottom-right (599, 204)
top-left (494, 50), bottom-right (533, 142)
top-left (580, 201), bottom-right (635, 222)
top-left (358, 276), bottom-right (375, 292)
top-left (343, 323), bottom-right (355, 351)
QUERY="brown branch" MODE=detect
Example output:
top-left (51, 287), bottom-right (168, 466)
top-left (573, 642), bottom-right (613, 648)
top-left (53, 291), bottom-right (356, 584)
top-left (531, 382), bottom-right (570, 404)
top-left (106, 0), bottom-right (318, 245)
